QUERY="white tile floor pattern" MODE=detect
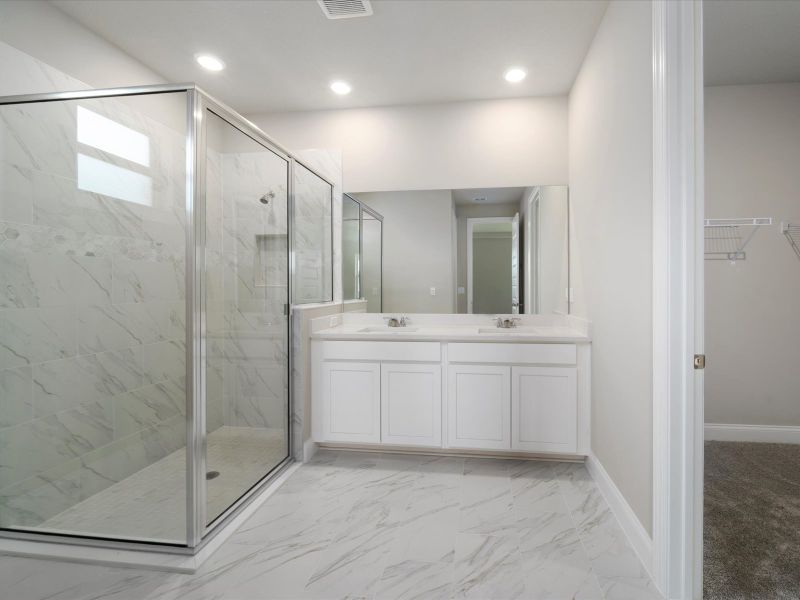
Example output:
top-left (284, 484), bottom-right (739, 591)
top-left (0, 450), bottom-right (662, 600)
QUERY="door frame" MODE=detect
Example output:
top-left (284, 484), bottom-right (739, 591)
top-left (466, 216), bottom-right (515, 314)
top-left (651, 1), bottom-right (705, 599)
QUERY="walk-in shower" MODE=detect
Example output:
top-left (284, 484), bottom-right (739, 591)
top-left (0, 84), bottom-right (331, 555)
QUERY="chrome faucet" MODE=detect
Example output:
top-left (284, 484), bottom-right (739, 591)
top-left (383, 315), bottom-right (410, 328)
top-left (495, 316), bottom-right (521, 329)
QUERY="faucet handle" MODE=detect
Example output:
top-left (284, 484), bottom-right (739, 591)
top-left (399, 315), bottom-right (410, 326)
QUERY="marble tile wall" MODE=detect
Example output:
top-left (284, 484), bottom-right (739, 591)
top-left (293, 148), bottom-right (343, 304)
top-left (0, 88), bottom-right (189, 536)
top-left (292, 163), bottom-right (333, 305)
top-left (0, 41), bottom-right (337, 533)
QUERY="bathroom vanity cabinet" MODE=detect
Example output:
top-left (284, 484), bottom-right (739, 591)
top-left (311, 333), bottom-right (590, 456)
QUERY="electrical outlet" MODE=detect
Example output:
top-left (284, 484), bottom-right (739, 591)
top-left (430, 287), bottom-right (436, 296)
top-left (329, 315), bottom-right (340, 327)
top-left (457, 286), bottom-right (465, 295)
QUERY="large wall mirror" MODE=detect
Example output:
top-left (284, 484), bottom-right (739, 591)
top-left (347, 186), bottom-right (568, 315)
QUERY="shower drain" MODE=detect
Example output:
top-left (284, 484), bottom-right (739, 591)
top-left (206, 470), bottom-right (220, 480)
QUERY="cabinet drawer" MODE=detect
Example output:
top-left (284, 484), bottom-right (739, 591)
top-left (320, 341), bottom-right (440, 362)
top-left (447, 343), bottom-right (576, 365)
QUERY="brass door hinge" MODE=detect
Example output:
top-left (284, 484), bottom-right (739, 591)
top-left (694, 354), bottom-right (706, 370)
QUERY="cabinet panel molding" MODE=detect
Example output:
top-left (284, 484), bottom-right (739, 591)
top-left (381, 363), bottom-right (442, 447)
top-left (321, 361), bottom-right (381, 443)
top-left (447, 364), bottom-right (511, 450)
top-left (511, 366), bottom-right (577, 452)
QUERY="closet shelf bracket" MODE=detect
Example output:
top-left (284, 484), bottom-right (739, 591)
top-left (783, 222), bottom-right (800, 261)
top-left (704, 217), bottom-right (772, 262)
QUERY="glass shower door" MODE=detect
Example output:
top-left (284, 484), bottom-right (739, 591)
top-left (203, 109), bottom-right (289, 526)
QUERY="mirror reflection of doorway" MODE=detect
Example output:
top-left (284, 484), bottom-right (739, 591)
top-left (467, 216), bottom-right (518, 314)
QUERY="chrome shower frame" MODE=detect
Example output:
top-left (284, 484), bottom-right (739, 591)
top-left (0, 83), bottom-right (333, 557)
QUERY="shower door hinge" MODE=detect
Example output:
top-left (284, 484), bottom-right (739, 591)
top-left (694, 354), bottom-right (706, 370)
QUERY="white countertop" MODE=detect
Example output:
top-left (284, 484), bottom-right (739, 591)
top-left (311, 324), bottom-right (590, 343)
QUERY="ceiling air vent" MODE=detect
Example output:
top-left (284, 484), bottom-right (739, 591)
top-left (317, 0), bottom-right (373, 20)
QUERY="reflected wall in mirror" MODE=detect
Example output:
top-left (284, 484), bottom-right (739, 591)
top-left (293, 162), bottom-right (333, 304)
top-left (361, 206), bottom-right (383, 312)
top-left (348, 186), bottom-right (568, 315)
top-left (342, 195), bottom-right (361, 301)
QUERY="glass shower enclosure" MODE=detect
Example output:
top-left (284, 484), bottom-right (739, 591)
top-left (0, 84), bottom-right (327, 553)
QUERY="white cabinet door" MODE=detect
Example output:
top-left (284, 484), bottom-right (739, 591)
top-left (321, 361), bottom-right (380, 443)
top-left (511, 366), bottom-right (577, 453)
top-left (381, 363), bottom-right (442, 447)
top-left (447, 364), bottom-right (511, 450)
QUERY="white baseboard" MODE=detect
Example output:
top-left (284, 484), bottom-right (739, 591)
top-left (585, 452), bottom-right (653, 578)
top-left (704, 423), bottom-right (800, 444)
top-left (303, 438), bottom-right (319, 462)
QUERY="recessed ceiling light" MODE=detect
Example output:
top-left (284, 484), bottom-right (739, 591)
top-left (504, 67), bottom-right (526, 83)
top-left (330, 80), bottom-right (352, 95)
top-left (195, 54), bottom-right (225, 72)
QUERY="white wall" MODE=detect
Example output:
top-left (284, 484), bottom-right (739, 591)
top-left (0, 1), bottom-right (165, 91)
top-left (568, 0), bottom-right (654, 533)
top-left (250, 96), bottom-right (568, 193)
top-left (354, 190), bottom-right (456, 313)
top-left (705, 83), bottom-right (800, 427)
top-left (534, 187), bottom-right (570, 315)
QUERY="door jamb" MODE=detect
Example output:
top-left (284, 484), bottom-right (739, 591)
top-left (651, 1), bottom-right (704, 599)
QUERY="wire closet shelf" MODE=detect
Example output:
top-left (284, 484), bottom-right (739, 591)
top-left (704, 217), bottom-right (772, 262)
top-left (784, 222), bottom-right (800, 261)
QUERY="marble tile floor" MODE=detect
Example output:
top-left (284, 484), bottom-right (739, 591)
top-left (38, 426), bottom-right (288, 543)
top-left (1, 450), bottom-right (662, 600)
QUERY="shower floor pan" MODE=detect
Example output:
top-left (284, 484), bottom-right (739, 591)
top-left (38, 426), bottom-right (287, 543)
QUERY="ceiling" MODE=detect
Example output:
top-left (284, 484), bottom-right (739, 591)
top-left (704, 0), bottom-right (800, 86)
top-left (52, 0), bottom-right (608, 114)
top-left (453, 187), bottom-right (526, 206)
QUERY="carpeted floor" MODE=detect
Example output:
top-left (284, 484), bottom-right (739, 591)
top-left (704, 441), bottom-right (800, 599)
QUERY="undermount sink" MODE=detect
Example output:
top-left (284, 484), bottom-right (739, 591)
top-left (358, 326), bottom-right (420, 333)
top-left (477, 327), bottom-right (542, 334)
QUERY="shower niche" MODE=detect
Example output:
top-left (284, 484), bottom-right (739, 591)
top-left (0, 85), bottom-right (331, 556)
